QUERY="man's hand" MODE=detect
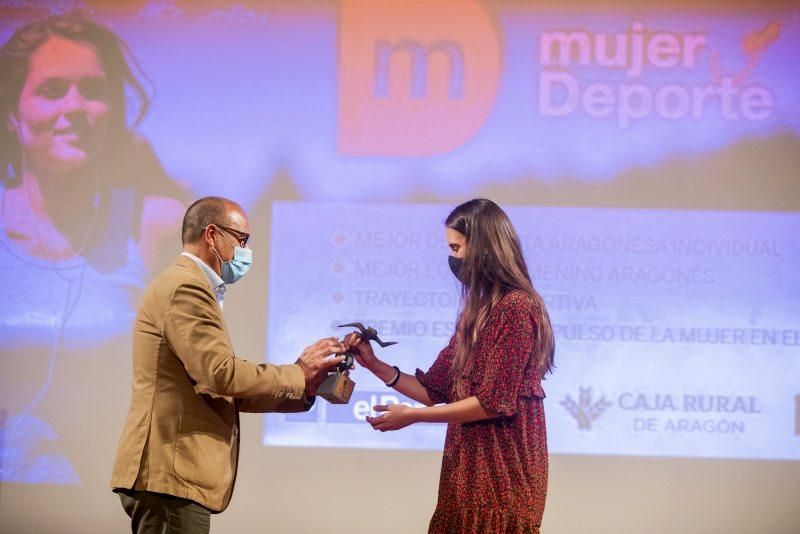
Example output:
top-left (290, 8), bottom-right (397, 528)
top-left (295, 337), bottom-right (347, 393)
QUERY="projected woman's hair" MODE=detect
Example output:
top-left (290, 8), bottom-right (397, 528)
top-left (0, 11), bottom-right (184, 485)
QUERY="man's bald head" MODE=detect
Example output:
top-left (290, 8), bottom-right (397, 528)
top-left (181, 196), bottom-right (244, 245)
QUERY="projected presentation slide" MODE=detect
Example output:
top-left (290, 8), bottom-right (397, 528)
top-left (1, 0), bottom-right (798, 492)
top-left (265, 202), bottom-right (800, 460)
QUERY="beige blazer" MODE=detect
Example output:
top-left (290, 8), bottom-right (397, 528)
top-left (111, 255), bottom-right (309, 512)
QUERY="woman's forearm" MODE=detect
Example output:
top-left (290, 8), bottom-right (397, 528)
top-left (367, 359), bottom-right (434, 406)
top-left (413, 396), bottom-right (498, 424)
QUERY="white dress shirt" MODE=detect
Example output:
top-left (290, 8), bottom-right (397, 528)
top-left (181, 252), bottom-right (226, 309)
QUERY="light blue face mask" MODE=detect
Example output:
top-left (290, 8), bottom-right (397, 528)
top-left (214, 231), bottom-right (253, 284)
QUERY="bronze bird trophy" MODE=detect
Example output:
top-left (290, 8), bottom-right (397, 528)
top-left (317, 323), bottom-right (398, 404)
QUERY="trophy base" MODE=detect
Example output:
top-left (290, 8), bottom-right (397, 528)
top-left (318, 373), bottom-right (355, 404)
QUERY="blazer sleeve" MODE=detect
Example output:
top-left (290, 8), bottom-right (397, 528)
top-left (162, 278), bottom-right (306, 400)
top-left (237, 395), bottom-right (316, 413)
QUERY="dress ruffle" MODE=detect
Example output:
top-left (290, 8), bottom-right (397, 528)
top-left (429, 507), bottom-right (541, 534)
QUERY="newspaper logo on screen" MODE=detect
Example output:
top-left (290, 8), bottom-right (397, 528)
top-left (561, 387), bottom-right (612, 430)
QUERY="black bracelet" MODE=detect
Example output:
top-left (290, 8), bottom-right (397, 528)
top-left (385, 365), bottom-right (401, 387)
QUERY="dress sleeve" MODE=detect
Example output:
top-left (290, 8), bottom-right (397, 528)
top-left (472, 295), bottom-right (535, 417)
top-left (415, 334), bottom-right (457, 405)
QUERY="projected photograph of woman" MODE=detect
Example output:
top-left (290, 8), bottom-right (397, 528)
top-left (0, 12), bottom-right (184, 484)
top-left (346, 198), bottom-right (555, 533)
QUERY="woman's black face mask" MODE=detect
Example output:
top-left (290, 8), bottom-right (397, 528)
top-left (448, 255), bottom-right (464, 283)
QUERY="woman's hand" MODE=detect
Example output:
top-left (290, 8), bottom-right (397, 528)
top-left (366, 404), bottom-right (417, 432)
top-left (343, 332), bottom-right (379, 370)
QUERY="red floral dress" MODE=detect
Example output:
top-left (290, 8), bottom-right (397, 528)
top-left (416, 290), bottom-right (548, 533)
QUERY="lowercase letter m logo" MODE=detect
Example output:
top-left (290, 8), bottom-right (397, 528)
top-left (338, 0), bottom-right (500, 156)
top-left (561, 387), bottom-right (612, 431)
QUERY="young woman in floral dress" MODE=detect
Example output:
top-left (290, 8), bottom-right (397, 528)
top-left (346, 198), bottom-right (555, 533)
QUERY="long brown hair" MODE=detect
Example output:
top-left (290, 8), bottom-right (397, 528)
top-left (446, 199), bottom-right (554, 397)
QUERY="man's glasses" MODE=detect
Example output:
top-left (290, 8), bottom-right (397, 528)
top-left (214, 224), bottom-right (250, 247)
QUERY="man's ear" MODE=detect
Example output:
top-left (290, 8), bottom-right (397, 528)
top-left (204, 224), bottom-right (217, 248)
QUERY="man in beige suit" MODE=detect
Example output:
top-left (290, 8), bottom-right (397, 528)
top-left (111, 196), bottom-right (346, 533)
